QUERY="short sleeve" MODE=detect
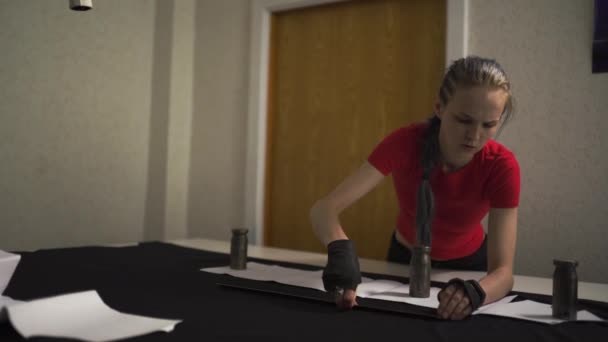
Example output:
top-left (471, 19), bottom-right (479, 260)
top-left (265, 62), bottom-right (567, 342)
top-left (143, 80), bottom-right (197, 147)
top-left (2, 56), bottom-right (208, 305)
top-left (486, 152), bottom-right (521, 208)
top-left (367, 126), bottom-right (417, 175)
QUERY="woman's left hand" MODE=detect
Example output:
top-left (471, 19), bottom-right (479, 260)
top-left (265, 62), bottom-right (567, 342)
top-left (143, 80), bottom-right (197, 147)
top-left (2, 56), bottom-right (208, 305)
top-left (437, 284), bottom-right (472, 320)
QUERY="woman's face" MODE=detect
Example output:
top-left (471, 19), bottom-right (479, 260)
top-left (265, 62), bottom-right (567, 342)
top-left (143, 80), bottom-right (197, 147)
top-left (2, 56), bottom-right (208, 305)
top-left (436, 86), bottom-right (508, 169)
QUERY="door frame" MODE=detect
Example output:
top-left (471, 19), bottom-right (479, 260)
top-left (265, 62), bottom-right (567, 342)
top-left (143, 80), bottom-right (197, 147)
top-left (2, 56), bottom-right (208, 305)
top-left (244, 0), bottom-right (469, 244)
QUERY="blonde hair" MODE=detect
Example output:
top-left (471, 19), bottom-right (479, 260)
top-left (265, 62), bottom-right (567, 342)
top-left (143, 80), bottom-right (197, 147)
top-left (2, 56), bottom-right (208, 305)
top-left (415, 56), bottom-right (514, 247)
top-left (439, 56), bottom-right (514, 131)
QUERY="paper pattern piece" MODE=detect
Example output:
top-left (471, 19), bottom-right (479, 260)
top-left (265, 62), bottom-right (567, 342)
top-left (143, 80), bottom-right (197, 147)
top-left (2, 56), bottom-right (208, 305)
top-left (203, 262), bottom-right (442, 308)
top-left (204, 262), bottom-right (326, 289)
top-left (0, 295), bottom-right (22, 322)
top-left (473, 295), bottom-right (518, 314)
top-left (202, 262), bottom-right (606, 324)
top-left (475, 299), bottom-right (604, 324)
top-left (0, 249), bottom-right (21, 295)
top-left (1, 249), bottom-right (22, 323)
top-left (6, 290), bottom-right (181, 342)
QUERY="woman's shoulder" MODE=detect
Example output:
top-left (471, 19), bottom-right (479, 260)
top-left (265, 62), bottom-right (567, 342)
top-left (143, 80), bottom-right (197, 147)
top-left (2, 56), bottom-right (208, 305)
top-left (479, 140), bottom-right (521, 205)
top-left (368, 121), bottom-right (428, 174)
top-left (380, 121), bottom-right (429, 155)
top-left (386, 121), bottom-right (428, 141)
top-left (480, 139), bottom-right (519, 169)
top-left (371, 122), bottom-right (424, 158)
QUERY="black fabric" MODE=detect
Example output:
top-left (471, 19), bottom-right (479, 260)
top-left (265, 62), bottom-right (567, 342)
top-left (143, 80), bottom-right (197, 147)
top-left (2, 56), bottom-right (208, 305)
top-left (0, 242), bottom-right (606, 342)
top-left (387, 232), bottom-right (488, 271)
top-left (440, 278), bottom-right (486, 312)
top-left (322, 239), bottom-right (362, 292)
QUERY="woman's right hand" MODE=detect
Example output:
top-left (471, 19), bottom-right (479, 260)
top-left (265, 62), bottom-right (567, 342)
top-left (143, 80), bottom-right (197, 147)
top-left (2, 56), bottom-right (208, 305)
top-left (322, 239), bottom-right (361, 310)
top-left (335, 288), bottom-right (358, 310)
top-left (310, 163), bottom-right (384, 309)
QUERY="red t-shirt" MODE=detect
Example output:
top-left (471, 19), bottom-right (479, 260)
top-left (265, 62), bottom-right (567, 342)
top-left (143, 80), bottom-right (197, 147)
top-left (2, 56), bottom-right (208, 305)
top-left (368, 122), bottom-right (520, 260)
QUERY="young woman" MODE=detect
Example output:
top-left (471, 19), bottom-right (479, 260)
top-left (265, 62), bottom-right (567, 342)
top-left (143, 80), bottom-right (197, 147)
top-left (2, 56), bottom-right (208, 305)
top-left (310, 56), bottom-right (520, 320)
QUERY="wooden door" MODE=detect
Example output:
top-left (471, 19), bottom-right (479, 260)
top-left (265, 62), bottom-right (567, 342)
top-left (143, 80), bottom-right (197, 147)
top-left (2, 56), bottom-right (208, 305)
top-left (265, 0), bottom-right (445, 259)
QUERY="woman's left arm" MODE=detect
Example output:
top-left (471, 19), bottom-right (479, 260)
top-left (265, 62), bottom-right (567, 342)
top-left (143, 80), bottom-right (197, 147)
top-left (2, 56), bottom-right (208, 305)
top-left (479, 207), bottom-right (518, 304)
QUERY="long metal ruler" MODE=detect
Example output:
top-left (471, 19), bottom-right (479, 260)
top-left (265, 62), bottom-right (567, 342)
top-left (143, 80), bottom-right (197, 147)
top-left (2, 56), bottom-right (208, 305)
top-left (218, 280), bottom-right (438, 319)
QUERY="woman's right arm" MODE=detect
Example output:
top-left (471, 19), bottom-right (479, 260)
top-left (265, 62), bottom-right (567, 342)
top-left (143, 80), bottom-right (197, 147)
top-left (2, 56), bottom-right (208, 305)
top-left (309, 161), bottom-right (385, 246)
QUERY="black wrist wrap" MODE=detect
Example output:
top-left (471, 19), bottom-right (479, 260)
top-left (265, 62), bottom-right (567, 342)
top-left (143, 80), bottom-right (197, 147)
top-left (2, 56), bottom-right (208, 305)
top-left (445, 278), bottom-right (487, 311)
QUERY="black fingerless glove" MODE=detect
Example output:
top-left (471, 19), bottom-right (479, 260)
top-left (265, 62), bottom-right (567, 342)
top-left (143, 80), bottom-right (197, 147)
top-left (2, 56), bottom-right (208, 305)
top-left (322, 240), bottom-right (362, 292)
top-left (442, 278), bottom-right (487, 311)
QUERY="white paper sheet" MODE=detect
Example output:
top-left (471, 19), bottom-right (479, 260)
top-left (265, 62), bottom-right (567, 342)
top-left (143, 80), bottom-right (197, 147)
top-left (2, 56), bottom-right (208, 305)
top-left (367, 286), bottom-right (442, 308)
top-left (0, 249), bottom-right (21, 323)
top-left (202, 262), bottom-right (606, 324)
top-left (474, 299), bottom-right (604, 324)
top-left (356, 279), bottom-right (404, 297)
top-left (0, 250), bottom-right (21, 295)
top-left (473, 295), bottom-right (517, 314)
top-left (0, 295), bottom-right (23, 322)
top-left (6, 290), bottom-right (181, 342)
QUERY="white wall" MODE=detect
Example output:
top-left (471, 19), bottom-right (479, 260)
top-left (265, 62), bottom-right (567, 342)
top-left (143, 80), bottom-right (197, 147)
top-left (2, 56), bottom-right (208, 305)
top-left (468, 0), bottom-right (608, 282)
top-left (0, 0), bottom-right (156, 249)
top-left (0, 0), bottom-right (245, 250)
top-left (187, 0), bottom-right (250, 241)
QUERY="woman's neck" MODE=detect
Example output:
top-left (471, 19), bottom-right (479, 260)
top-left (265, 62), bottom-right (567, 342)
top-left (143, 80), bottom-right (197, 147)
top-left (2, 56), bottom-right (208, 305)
top-left (441, 160), bottom-right (468, 173)
top-left (438, 137), bottom-right (472, 173)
